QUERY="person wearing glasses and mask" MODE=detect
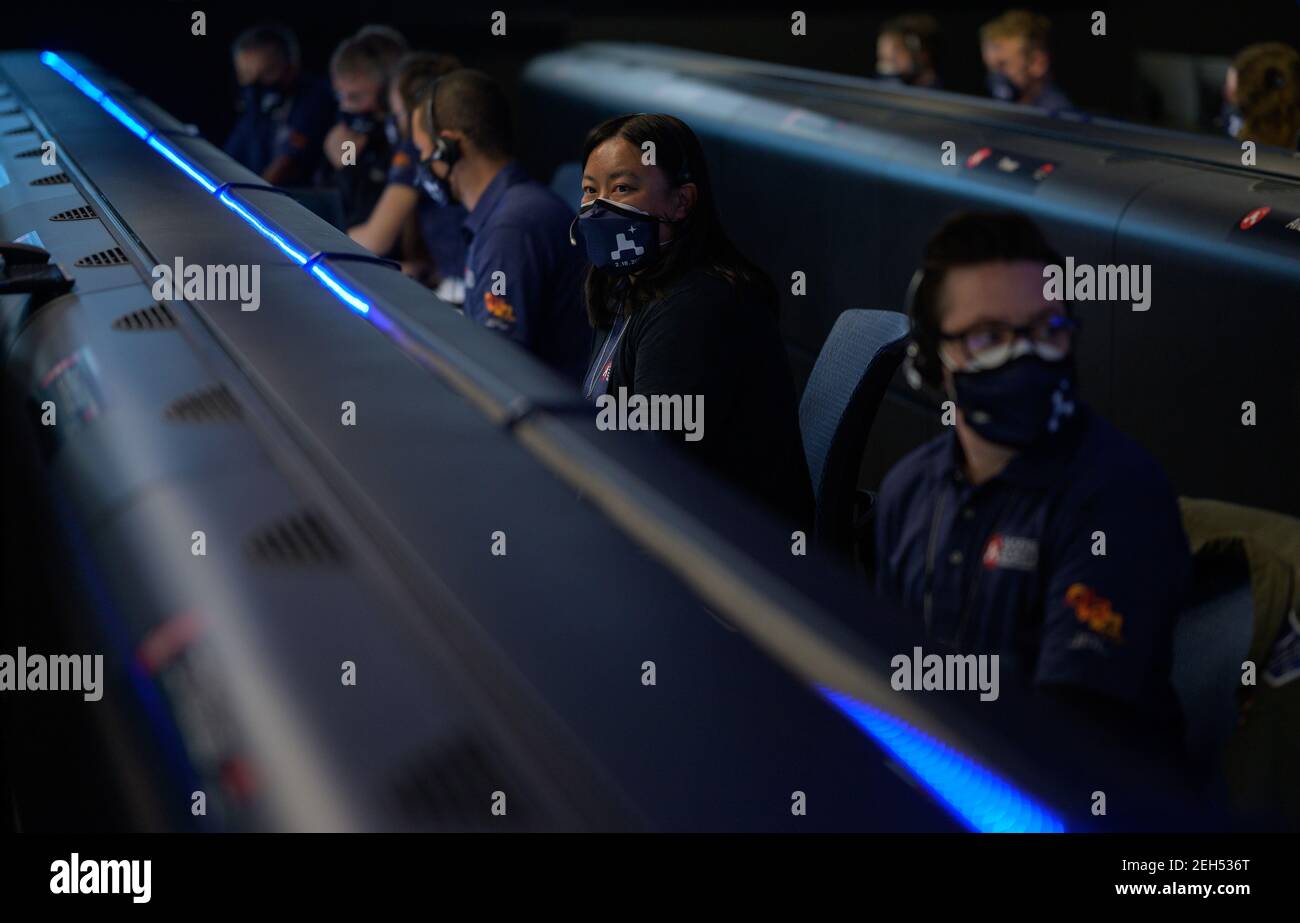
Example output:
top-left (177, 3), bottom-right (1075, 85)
top-left (574, 113), bottom-right (812, 528)
top-left (875, 211), bottom-right (1190, 753)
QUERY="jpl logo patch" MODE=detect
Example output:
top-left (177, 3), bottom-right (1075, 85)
top-left (1065, 583), bottom-right (1124, 642)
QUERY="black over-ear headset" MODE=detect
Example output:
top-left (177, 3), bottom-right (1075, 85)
top-left (423, 76), bottom-right (463, 171)
top-left (901, 265), bottom-right (937, 391)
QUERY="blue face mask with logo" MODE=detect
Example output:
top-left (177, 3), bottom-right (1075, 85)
top-left (569, 198), bottom-right (665, 274)
top-left (987, 71), bottom-right (1020, 102)
top-left (415, 156), bottom-right (452, 206)
top-left (951, 354), bottom-right (1076, 448)
top-left (341, 111), bottom-right (379, 135)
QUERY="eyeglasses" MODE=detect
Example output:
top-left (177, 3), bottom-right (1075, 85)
top-left (938, 312), bottom-right (1078, 372)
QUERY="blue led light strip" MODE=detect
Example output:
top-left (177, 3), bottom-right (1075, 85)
top-left (40, 51), bottom-right (372, 317)
top-left (818, 687), bottom-right (1067, 833)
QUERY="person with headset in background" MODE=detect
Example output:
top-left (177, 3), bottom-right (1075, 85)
top-left (979, 10), bottom-right (1072, 113)
top-left (1221, 42), bottom-right (1300, 150)
top-left (420, 69), bottom-right (588, 379)
top-left (875, 14), bottom-right (942, 89)
top-left (348, 51), bottom-right (467, 295)
top-left (321, 26), bottom-right (408, 229)
top-left (223, 23), bottom-right (335, 186)
top-left (573, 113), bottom-right (812, 528)
top-left (874, 210), bottom-right (1190, 754)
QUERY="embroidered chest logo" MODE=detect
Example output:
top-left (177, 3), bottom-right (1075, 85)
top-left (1065, 583), bottom-right (1124, 642)
top-left (982, 533), bottom-right (1039, 571)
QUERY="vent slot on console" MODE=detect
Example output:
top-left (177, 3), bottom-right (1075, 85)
top-left (112, 303), bottom-right (176, 331)
top-left (31, 171), bottom-right (71, 186)
top-left (164, 384), bottom-right (242, 423)
top-left (244, 511), bottom-right (347, 568)
top-left (390, 735), bottom-right (529, 827)
top-left (50, 205), bottom-right (97, 221)
top-left (75, 247), bottom-right (128, 267)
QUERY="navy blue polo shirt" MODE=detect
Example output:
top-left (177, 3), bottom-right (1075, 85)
top-left (461, 161), bottom-right (589, 382)
top-left (223, 74), bottom-right (335, 180)
top-left (874, 404), bottom-right (1191, 715)
top-left (386, 139), bottom-right (468, 282)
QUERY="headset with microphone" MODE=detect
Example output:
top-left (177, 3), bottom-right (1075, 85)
top-left (899, 258), bottom-right (1077, 393)
top-left (429, 132), bottom-right (462, 171)
top-left (901, 265), bottom-right (933, 391)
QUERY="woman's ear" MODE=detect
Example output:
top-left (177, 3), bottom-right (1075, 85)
top-left (674, 181), bottom-right (698, 221)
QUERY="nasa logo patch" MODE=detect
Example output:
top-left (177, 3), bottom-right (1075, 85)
top-left (982, 533), bottom-right (1039, 571)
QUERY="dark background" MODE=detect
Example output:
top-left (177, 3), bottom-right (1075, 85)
top-left (5, 1), bottom-right (1300, 153)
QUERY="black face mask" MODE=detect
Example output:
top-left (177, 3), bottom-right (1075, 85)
top-left (240, 82), bottom-right (285, 115)
top-left (876, 65), bottom-right (918, 86)
top-left (340, 111), bottom-right (380, 135)
top-left (987, 71), bottom-right (1021, 103)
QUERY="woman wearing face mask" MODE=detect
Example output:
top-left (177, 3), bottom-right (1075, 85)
top-left (572, 114), bottom-right (813, 528)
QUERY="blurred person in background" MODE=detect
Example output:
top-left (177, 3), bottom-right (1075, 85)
top-left (322, 26), bottom-right (408, 227)
top-left (876, 14), bottom-right (942, 89)
top-left (1222, 42), bottom-right (1300, 149)
top-left (348, 51), bottom-right (467, 293)
top-left (980, 9), bottom-right (1072, 113)
top-left (223, 23), bottom-right (334, 186)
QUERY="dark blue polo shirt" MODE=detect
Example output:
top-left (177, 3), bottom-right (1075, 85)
top-left (386, 139), bottom-right (468, 282)
top-left (874, 405), bottom-right (1190, 718)
top-left (461, 161), bottom-right (589, 383)
top-left (223, 74), bottom-right (335, 181)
